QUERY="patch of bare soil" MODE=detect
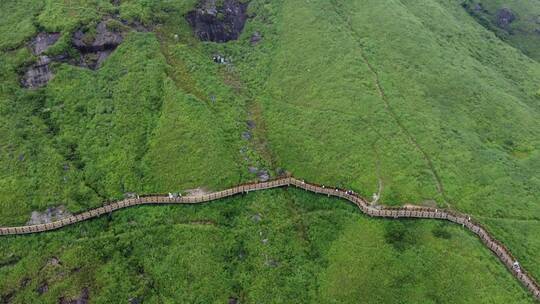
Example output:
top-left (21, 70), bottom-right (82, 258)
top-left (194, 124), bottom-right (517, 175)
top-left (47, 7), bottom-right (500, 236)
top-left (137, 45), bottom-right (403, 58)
top-left (184, 188), bottom-right (211, 196)
top-left (404, 200), bottom-right (438, 209)
top-left (26, 206), bottom-right (72, 225)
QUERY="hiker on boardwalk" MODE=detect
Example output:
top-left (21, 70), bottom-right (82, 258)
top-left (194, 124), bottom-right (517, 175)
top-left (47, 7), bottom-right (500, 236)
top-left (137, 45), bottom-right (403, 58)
top-left (513, 261), bottom-right (521, 272)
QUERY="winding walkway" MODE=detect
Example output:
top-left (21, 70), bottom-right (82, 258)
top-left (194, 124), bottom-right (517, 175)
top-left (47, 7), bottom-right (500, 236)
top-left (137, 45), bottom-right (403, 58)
top-left (1, 177), bottom-right (539, 300)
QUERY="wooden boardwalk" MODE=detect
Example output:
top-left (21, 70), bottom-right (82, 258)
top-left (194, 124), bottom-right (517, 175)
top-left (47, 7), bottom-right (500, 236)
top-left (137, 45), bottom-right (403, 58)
top-left (1, 177), bottom-right (538, 300)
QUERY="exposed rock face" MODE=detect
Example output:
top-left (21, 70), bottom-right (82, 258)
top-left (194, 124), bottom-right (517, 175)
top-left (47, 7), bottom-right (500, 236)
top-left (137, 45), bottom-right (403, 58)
top-left (496, 8), bottom-right (516, 28)
top-left (26, 205), bottom-right (72, 225)
top-left (21, 54), bottom-right (70, 89)
top-left (19, 11), bottom-right (159, 89)
top-left (72, 20), bottom-right (124, 69)
top-left (72, 21), bottom-right (123, 53)
top-left (30, 32), bottom-right (61, 55)
top-left (186, 0), bottom-right (248, 42)
top-left (21, 56), bottom-right (55, 89)
top-left (21, 19), bottom-right (132, 88)
top-left (80, 50), bottom-right (115, 70)
top-left (21, 32), bottom-right (62, 89)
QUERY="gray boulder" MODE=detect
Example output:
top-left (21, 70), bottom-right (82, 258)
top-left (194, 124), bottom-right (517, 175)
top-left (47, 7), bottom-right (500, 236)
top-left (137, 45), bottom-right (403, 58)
top-left (30, 32), bottom-right (60, 55)
top-left (21, 32), bottom-right (63, 89)
top-left (21, 56), bottom-right (54, 89)
top-left (186, 0), bottom-right (248, 42)
top-left (72, 20), bottom-right (124, 69)
top-left (26, 205), bottom-right (72, 225)
top-left (72, 21), bottom-right (123, 52)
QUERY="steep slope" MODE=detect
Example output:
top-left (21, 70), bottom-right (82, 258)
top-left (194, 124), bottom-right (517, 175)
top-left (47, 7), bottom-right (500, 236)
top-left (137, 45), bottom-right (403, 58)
top-left (0, 0), bottom-right (246, 225)
top-left (1, 0), bottom-right (540, 302)
top-left (229, 0), bottom-right (540, 280)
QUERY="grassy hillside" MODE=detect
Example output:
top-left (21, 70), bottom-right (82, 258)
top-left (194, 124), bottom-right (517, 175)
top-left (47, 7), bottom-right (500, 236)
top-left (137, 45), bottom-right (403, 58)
top-left (0, 189), bottom-right (534, 303)
top-left (1, 0), bottom-right (540, 302)
top-left (229, 0), bottom-right (540, 282)
top-left (0, 0), bottom-right (246, 225)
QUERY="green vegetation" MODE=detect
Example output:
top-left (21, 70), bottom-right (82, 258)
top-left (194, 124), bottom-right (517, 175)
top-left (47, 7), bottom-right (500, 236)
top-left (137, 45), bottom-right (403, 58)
top-left (0, 0), bottom-right (42, 50)
top-left (0, 189), bottom-right (533, 303)
top-left (1, 0), bottom-right (540, 302)
top-left (228, 0), bottom-right (540, 286)
top-left (0, 0), bottom-right (245, 225)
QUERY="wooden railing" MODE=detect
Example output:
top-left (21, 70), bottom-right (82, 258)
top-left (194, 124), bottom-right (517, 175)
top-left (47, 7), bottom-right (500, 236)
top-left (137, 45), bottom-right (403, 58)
top-left (1, 177), bottom-right (538, 300)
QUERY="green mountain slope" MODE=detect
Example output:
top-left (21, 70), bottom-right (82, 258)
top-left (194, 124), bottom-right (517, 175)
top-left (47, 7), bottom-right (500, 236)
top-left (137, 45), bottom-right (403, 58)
top-left (1, 0), bottom-right (539, 302)
top-left (233, 0), bottom-right (540, 280)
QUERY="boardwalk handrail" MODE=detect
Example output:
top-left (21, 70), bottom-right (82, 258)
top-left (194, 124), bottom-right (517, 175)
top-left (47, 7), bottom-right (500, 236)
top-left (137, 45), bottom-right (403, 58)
top-left (1, 176), bottom-right (539, 300)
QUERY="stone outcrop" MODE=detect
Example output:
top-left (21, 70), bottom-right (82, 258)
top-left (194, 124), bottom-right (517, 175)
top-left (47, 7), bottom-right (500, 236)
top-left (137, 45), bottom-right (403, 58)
top-left (26, 205), bottom-right (72, 225)
top-left (21, 32), bottom-right (62, 89)
top-left (21, 56), bottom-right (55, 89)
top-left (30, 32), bottom-right (61, 55)
top-left (20, 14), bottom-right (155, 88)
top-left (186, 0), bottom-right (248, 42)
top-left (72, 21), bottom-right (123, 53)
top-left (20, 21), bottom-right (125, 88)
top-left (72, 20), bottom-right (124, 69)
